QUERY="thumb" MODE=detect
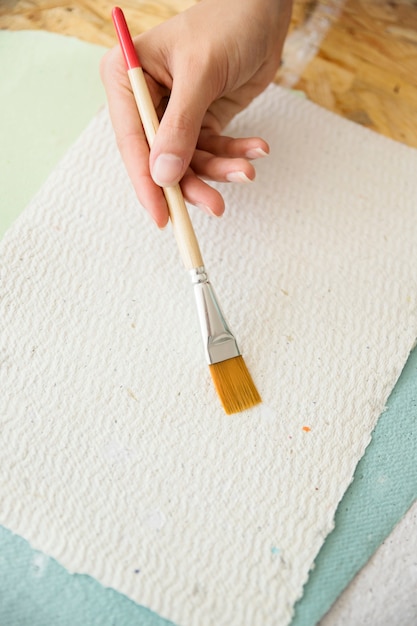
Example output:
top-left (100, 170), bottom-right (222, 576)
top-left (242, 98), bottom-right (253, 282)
top-left (149, 77), bottom-right (211, 187)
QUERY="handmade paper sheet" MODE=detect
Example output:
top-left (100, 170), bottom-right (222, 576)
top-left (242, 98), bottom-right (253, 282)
top-left (1, 85), bottom-right (416, 626)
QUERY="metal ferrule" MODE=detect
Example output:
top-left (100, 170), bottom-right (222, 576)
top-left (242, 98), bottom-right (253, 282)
top-left (189, 266), bottom-right (240, 365)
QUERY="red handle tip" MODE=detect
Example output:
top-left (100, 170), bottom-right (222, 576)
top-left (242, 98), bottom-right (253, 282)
top-left (112, 6), bottom-right (141, 70)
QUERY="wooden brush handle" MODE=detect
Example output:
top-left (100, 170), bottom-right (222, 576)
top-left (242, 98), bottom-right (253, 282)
top-left (128, 66), bottom-right (204, 270)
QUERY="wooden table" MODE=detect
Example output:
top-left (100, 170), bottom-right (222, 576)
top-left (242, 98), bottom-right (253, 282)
top-left (1, 0), bottom-right (416, 147)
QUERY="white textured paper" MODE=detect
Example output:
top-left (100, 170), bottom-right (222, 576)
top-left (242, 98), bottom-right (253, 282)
top-left (1, 85), bottom-right (417, 626)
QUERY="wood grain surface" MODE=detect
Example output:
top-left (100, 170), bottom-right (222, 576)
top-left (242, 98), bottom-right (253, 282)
top-left (1, 0), bottom-right (417, 147)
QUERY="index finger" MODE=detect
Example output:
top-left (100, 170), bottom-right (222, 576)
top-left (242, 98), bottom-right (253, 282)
top-left (100, 47), bottom-right (170, 228)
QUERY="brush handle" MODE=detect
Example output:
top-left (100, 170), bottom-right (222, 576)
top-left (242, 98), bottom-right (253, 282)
top-left (127, 66), bottom-right (204, 270)
top-left (112, 7), bottom-right (203, 270)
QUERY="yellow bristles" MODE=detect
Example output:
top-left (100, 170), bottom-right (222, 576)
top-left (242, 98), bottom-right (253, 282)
top-left (209, 356), bottom-right (261, 415)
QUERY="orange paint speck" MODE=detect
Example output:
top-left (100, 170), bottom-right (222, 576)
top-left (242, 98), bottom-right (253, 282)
top-left (302, 426), bottom-right (311, 432)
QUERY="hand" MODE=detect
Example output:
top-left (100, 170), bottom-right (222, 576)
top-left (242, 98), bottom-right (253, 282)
top-left (100, 0), bottom-right (292, 227)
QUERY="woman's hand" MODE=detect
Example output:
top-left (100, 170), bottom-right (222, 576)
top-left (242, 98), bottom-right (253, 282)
top-left (100, 0), bottom-right (292, 227)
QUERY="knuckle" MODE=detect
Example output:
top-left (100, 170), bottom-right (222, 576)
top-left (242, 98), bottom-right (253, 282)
top-left (99, 46), bottom-right (123, 83)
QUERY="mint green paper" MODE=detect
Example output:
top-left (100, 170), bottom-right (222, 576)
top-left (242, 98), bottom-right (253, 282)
top-left (1, 30), bottom-right (416, 626)
top-left (0, 31), bottom-right (107, 236)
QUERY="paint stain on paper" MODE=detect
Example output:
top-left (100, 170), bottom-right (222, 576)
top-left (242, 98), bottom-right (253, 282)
top-left (127, 388), bottom-right (139, 402)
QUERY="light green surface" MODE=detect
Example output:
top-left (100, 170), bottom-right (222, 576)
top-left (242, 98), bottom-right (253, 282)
top-left (1, 29), bottom-right (416, 626)
top-left (0, 30), bottom-right (107, 236)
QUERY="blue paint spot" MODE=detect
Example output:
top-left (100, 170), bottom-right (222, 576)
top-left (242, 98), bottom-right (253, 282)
top-left (271, 546), bottom-right (280, 556)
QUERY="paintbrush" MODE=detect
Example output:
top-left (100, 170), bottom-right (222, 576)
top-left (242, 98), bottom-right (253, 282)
top-left (112, 6), bottom-right (261, 414)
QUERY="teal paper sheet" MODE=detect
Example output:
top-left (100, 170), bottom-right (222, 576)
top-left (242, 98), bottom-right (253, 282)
top-left (1, 30), bottom-right (416, 625)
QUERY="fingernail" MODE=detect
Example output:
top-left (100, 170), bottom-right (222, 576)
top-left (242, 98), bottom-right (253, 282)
top-left (245, 147), bottom-right (269, 159)
top-left (152, 154), bottom-right (183, 186)
top-left (226, 171), bottom-right (253, 183)
top-left (195, 202), bottom-right (221, 217)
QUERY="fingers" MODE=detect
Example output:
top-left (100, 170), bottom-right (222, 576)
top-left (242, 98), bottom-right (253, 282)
top-left (101, 0), bottom-right (291, 227)
top-left (149, 69), bottom-right (215, 187)
top-left (191, 150), bottom-right (256, 183)
top-left (150, 84), bottom-right (270, 188)
top-left (191, 130), bottom-right (270, 182)
top-left (180, 171), bottom-right (225, 218)
top-left (100, 44), bottom-right (269, 227)
top-left (100, 48), bottom-right (170, 228)
top-left (198, 128), bottom-right (270, 160)
top-left (100, 48), bottom-right (240, 226)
